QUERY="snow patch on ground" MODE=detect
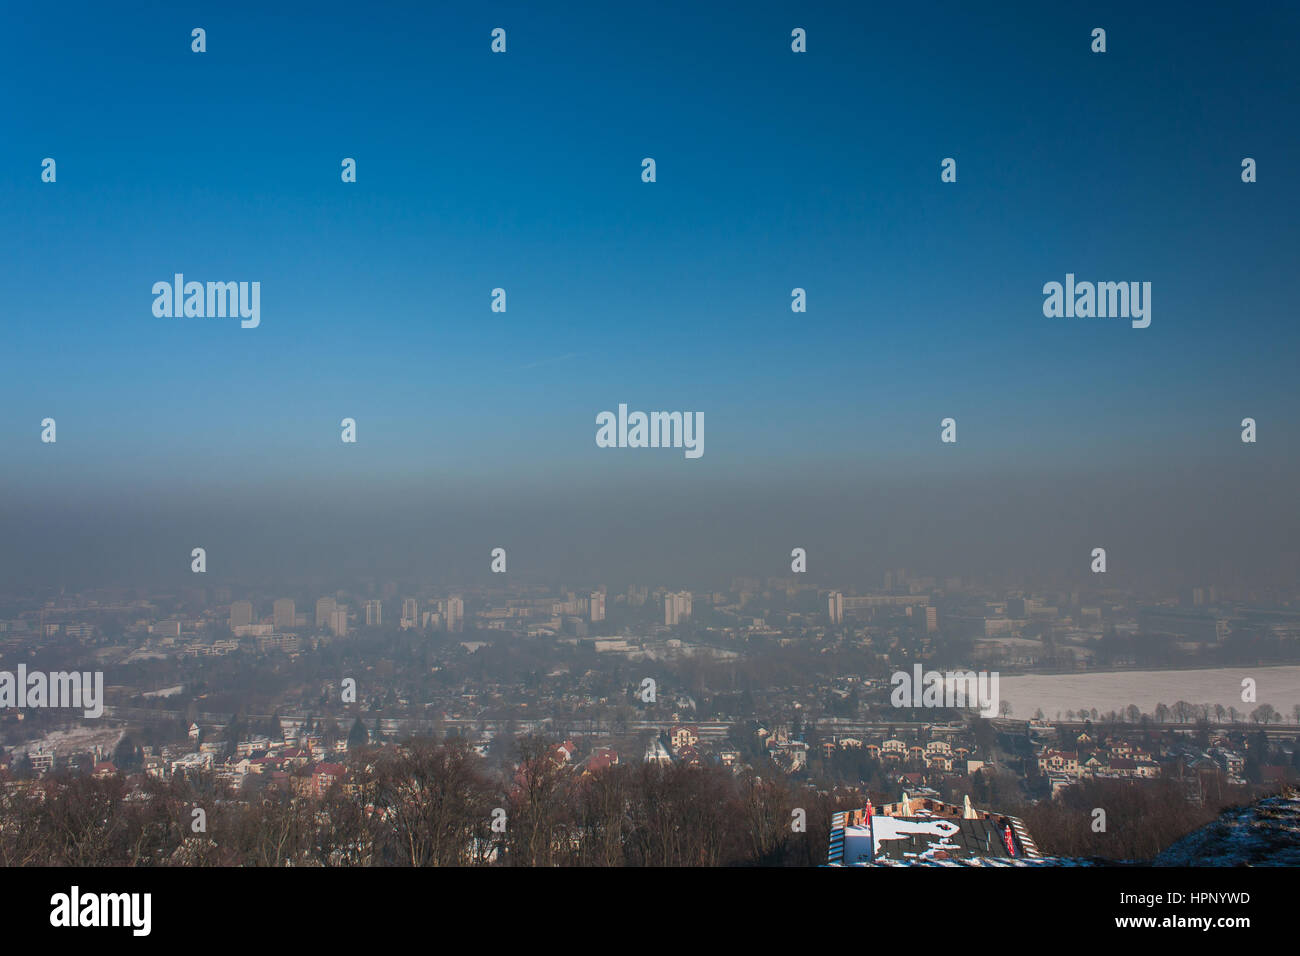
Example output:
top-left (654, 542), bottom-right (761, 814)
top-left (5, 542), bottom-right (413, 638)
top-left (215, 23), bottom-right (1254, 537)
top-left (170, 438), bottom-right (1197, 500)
top-left (1154, 793), bottom-right (1300, 866)
top-left (13, 725), bottom-right (125, 758)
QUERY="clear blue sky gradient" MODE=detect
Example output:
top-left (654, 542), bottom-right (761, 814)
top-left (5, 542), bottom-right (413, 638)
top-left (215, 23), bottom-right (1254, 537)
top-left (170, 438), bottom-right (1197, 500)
top-left (3, 1), bottom-right (1298, 500)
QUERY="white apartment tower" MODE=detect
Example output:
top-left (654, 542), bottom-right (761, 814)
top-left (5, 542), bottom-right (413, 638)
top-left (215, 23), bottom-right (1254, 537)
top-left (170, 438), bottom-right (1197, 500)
top-left (401, 597), bottom-right (420, 628)
top-left (446, 596), bottom-right (464, 632)
top-left (329, 607), bottom-right (348, 636)
top-left (316, 596), bottom-right (336, 628)
top-left (664, 590), bottom-right (693, 627)
top-left (229, 600), bottom-right (253, 628)
top-left (273, 598), bottom-right (296, 630)
top-left (828, 590), bottom-right (844, 624)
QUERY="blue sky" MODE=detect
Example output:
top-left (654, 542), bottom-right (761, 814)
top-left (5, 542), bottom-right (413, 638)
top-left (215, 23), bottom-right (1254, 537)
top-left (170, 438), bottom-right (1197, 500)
top-left (2, 2), bottom-right (1297, 585)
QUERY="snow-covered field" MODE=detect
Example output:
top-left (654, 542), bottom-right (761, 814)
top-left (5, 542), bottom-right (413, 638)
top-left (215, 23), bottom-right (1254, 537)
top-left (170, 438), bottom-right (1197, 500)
top-left (999, 665), bottom-right (1300, 721)
top-left (12, 725), bottom-right (124, 757)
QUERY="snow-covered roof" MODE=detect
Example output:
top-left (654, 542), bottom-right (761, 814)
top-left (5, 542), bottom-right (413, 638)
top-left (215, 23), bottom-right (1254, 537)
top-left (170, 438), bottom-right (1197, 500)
top-left (828, 804), bottom-right (1041, 865)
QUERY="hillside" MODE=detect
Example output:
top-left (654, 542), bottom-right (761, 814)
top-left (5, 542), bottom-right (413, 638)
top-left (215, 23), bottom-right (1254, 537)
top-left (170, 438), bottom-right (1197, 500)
top-left (1153, 791), bottom-right (1300, 866)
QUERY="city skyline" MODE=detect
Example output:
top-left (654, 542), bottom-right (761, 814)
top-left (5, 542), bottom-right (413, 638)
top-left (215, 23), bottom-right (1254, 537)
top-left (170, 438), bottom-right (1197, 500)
top-left (3, 0), bottom-right (1299, 921)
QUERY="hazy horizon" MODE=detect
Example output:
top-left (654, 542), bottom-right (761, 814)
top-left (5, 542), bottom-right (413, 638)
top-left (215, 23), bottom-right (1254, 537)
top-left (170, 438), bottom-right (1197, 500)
top-left (4, 2), bottom-right (1298, 591)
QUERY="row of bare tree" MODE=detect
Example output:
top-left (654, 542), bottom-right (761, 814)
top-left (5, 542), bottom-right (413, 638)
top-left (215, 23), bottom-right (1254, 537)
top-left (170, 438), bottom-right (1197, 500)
top-left (0, 736), bottom-right (1258, 866)
top-left (0, 737), bottom-right (853, 867)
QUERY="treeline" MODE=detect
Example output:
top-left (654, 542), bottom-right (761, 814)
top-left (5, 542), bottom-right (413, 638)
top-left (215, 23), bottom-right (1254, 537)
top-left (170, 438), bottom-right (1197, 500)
top-left (1015, 777), bottom-right (1248, 861)
top-left (0, 737), bottom-right (850, 867)
top-left (0, 736), bottom-right (1271, 866)
top-left (1091, 629), bottom-right (1300, 667)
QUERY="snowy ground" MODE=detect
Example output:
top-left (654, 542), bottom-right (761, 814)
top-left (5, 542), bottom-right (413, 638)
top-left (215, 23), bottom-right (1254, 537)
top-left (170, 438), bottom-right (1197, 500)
top-left (1155, 793), bottom-right (1300, 866)
top-left (999, 665), bottom-right (1300, 721)
top-left (12, 725), bottom-right (125, 758)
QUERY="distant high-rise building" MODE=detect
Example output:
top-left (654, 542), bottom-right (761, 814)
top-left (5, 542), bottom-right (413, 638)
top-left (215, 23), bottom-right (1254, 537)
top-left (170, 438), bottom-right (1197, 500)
top-left (229, 600), bottom-right (253, 628)
top-left (627, 584), bottom-right (648, 607)
top-left (401, 597), bottom-right (419, 627)
top-left (364, 600), bottom-right (382, 627)
top-left (924, 605), bottom-right (939, 633)
top-left (315, 596), bottom-right (336, 628)
top-left (828, 591), bottom-right (844, 624)
top-left (664, 590), bottom-right (693, 627)
top-left (590, 591), bottom-right (605, 623)
top-left (329, 607), bottom-right (348, 636)
top-left (273, 598), bottom-right (296, 631)
top-left (553, 592), bottom-right (584, 616)
top-left (445, 596), bottom-right (464, 632)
